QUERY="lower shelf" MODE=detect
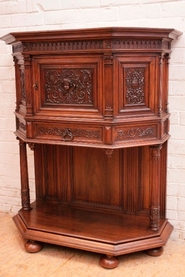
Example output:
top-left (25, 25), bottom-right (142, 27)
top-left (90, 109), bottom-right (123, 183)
top-left (13, 201), bottom-right (173, 256)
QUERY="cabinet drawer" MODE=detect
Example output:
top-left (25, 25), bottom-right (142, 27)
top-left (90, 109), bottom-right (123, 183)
top-left (115, 123), bottom-right (158, 143)
top-left (34, 122), bottom-right (103, 144)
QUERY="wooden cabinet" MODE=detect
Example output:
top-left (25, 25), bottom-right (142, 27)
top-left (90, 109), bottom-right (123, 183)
top-left (1, 27), bottom-right (182, 269)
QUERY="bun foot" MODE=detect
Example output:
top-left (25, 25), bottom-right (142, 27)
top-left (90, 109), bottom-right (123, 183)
top-left (99, 255), bottom-right (119, 269)
top-left (145, 247), bottom-right (164, 257)
top-left (25, 240), bottom-right (43, 253)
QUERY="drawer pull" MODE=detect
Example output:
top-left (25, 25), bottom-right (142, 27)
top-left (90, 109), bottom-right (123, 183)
top-left (62, 129), bottom-right (74, 142)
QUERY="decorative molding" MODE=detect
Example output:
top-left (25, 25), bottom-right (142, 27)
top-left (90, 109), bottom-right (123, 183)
top-left (103, 40), bottom-right (111, 49)
top-left (44, 68), bottom-right (93, 105)
top-left (14, 39), bottom-right (169, 53)
top-left (117, 127), bottom-right (155, 140)
top-left (126, 68), bottom-right (145, 104)
top-left (112, 39), bottom-right (163, 50)
top-left (23, 40), bottom-right (103, 52)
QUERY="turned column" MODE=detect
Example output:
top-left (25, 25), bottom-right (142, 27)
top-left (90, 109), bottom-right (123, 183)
top-left (19, 139), bottom-right (31, 211)
top-left (149, 145), bottom-right (162, 231)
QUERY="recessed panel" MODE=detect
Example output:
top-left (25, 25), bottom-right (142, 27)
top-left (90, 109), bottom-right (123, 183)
top-left (114, 55), bottom-right (158, 117)
top-left (33, 56), bottom-right (103, 118)
top-left (42, 67), bottom-right (94, 106)
top-left (72, 147), bottom-right (122, 209)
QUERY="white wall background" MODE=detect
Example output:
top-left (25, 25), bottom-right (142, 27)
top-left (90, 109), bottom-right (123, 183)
top-left (0, 0), bottom-right (185, 240)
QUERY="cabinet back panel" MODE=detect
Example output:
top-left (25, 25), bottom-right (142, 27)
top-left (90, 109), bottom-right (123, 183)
top-left (34, 145), bottom-right (165, 215)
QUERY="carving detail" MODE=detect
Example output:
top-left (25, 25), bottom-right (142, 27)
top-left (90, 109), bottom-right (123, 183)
top-left (21, 189), bottom-right (31, 210)
top-left (113, 39), bottom-right (162, 49)
top-left (19, 39), bottom-right (165, 53)
top-left (28, 143), bottom-right (35, 151)
top-left (151, 145), bottom-right (162, 161)
top-left (149, 206), bottom-right (160, 231)
top-left (62, 129), bottom-right (74, 142)
top-left (104, 149), bottom-right (114, 157)
top-left (20, 69), bottom-right (26, 103)
top-left (126, 68), bottom-right (145, 104)
top-left (19, 121), bottom-right (26, 132)
top-left (37, 126), bottom-right (101, 139)
top-left (44, 69), bottom-right (93, 105)
top-left (23, 40), bottom-right (103, 52)
top-left (117, 127), bottom-right (155, 140)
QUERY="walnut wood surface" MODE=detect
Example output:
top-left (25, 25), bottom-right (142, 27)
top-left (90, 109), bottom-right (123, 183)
top-left (1, 27), bottom-right (182, 268)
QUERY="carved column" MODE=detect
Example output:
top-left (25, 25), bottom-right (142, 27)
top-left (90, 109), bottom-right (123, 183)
top-left (158, 54), bottom-right (164, 116)
top-left (149, 145), bottom-right (162, 231)
top-left (19, 139), bottom-right (31, 210)
top-left (24, 54), bottom-right (33, 115)
top-left (103, 40), bottom-right (113, 120)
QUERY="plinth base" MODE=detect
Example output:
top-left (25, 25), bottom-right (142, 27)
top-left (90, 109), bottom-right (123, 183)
top-left (13, 202), bottom-right (173, 268)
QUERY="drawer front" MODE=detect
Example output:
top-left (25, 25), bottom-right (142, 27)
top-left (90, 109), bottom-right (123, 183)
top-left (115, 124), bottom-right (158, 142)
top-left (34, 122), bottom-right (103, 144)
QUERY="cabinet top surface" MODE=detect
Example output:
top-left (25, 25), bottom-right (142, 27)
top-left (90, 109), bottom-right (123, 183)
top-left (1, 27), bottom-right (182, 45)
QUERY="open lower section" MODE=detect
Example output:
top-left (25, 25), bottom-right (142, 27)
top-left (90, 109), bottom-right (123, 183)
top-left (13, 201), bottom-right (173, 257)
top-left (34, 144), bottom-right (167, 219)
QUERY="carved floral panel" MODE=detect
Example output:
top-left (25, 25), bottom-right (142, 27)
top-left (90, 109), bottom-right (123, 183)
top-left (125, 68), bottom-right (145, 105)
top-left (117, 127), bottom-right (156, 141)
top-left (36, 126), bottom-right (101, 142)
top-left (44, 68), bottom-right (93, 105)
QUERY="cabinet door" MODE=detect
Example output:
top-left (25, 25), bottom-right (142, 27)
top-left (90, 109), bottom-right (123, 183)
top-left (32, 55), bottom-right (103, 119)
top-left (114, 54), bottom-right (159, 117)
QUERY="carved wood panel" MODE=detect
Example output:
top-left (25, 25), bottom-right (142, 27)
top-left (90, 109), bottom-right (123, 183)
top-left (125, 68), bottom-right (145, 105)
top-left (34, 123), bottom-right (103, 144)
top-left (44, 68), bottom-right (93, 105)
top-left (115, 125), bottom-right (157, 142)
top-left (114, 55), bottom-right (158, 116)
top-left (33, 56), bottom-right (103, 118)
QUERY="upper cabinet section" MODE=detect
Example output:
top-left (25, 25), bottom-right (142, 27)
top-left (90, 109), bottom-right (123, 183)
top-left (1, 27), bottom-right (182, 148)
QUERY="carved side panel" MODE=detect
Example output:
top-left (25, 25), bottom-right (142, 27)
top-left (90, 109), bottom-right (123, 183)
top-left (44, 68), bottom-right (93, 105)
